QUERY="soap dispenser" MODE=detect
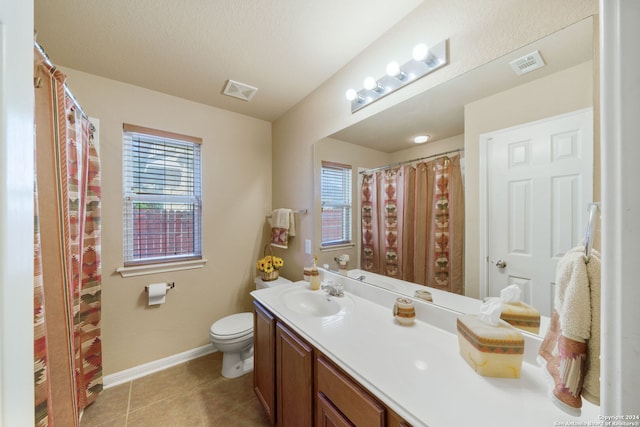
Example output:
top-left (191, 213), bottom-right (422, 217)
top-left (309, 255), bottom-right (320, 290)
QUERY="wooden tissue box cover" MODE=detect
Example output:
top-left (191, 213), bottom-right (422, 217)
top-left (456, 314), bottom-right (524, 378)
top-left (500, 301), bottom-right (540, 334)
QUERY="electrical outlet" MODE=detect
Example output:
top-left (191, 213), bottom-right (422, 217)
top-left (305, 239), bottom-right (311, 254)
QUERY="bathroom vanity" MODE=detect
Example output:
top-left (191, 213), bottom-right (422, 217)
top-left (254, 301), bottom-right (409, 426)
top-left (251, 271), bottom-right (599, 426)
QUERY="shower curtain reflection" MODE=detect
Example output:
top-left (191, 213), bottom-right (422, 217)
top-left (361, 154), bottom-right (464, 294)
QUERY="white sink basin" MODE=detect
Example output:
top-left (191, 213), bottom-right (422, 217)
top-left (281, 287), bottom-right (343, 317)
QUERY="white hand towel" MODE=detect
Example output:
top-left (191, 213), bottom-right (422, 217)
top-left (270, 208), bottom-right (290, 229)
top-left (539, 245), bottom-right (601, 414)
top-left (288, 210), bottom-right (296, 237)
top-left (270, 208), bottom-right (292, 248)
top-left (581, 248), bottom-right (600, 405)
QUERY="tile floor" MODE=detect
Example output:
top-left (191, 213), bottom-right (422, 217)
top-left (80, 352), bottom-right (272, 427)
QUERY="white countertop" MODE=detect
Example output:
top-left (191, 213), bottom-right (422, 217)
top-left (251, 276), bottom-right (600, 427)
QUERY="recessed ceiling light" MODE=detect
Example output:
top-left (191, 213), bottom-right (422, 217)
top-left (414, 135), bottom-right (429, 144)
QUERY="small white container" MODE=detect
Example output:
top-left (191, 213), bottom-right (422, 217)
top-left (309, 268), bottom-right (320, 290)
top-left (414, 289), bottom-right (433, 302)
top-left (393, 297), bottom-right (416, 326)
top-left (303, 267), bottom-right (312, 282)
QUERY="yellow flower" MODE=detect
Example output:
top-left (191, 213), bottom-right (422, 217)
top-left (256, 254), bottom-right (284, 272)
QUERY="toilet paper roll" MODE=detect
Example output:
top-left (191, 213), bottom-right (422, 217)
top-left (147, 283), bottom-right (167, 305)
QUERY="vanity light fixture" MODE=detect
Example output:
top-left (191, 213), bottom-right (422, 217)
top-left (345, 88), bottom-right (364, 103)
top-left (412, 43), bottom-right (429, 60)
top-left (345, 39), bottom-right (448, 113)
top-left (363, 76), bottom-right (385, 93)
top-left (414, 135), bottom-right (429, 144)
top-left (386, 61), bottom-right (407, 81)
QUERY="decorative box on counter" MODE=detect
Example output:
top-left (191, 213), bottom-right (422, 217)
top-left (456, 314), bottom-right (525, 378)
top-left (500, 301), bottom-right (541, 334)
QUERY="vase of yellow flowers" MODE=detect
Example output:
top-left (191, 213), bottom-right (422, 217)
top-left (256, 244), bottom-right (284, 281)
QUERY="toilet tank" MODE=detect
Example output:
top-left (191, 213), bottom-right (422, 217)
top-left (255, 276), bottom-right (291, 290)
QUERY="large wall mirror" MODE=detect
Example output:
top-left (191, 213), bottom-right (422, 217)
top-left (313, 16), bottom-right (597, 337)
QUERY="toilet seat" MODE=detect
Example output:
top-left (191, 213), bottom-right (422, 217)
top-left (209, 312), bottom-right (253, 340)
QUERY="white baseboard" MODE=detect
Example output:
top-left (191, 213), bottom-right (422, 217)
top-left (103, 345), bottom-right (216, 389)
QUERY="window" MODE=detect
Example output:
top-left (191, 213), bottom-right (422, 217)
top-left (122, 124), bottom-right (202, 266)
top-left (320, 161), bottom-right (352, 246)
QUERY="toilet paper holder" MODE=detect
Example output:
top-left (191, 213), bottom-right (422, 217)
top-left (144, 282), bottom-right (175, 293)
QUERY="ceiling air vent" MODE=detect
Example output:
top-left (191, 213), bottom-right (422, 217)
top-left (509, 50), bottom-right (546, 76)
top-left (223, 80), bottom-right (258, 101)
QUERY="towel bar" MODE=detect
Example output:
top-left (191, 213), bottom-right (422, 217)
top-left (266, 209), bottom-right (307, 219)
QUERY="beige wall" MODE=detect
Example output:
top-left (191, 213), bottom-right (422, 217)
top-left (62, 68), bottom-right (272, 375)
top-left (463, 60), bottom-right (595, 298)
top-left (273, 0), bottom-right (597, 282)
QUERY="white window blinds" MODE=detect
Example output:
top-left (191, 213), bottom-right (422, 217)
top-left (321, 161), bottom-right (352, 246)
top-left (123, 124), bottom-right (202, 266)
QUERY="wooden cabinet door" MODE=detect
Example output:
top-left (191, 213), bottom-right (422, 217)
top-left (317, 393), bottom-right (354, 427)
top-left (254, 302), bottom-right (276, 424)
top-left (387, 408), bottom-right (413, 427)
top-left (315, 355), bottom-right (384, 427)
top-left (253, 304), bottom-right (411, 427)
top-left (276, 322), bottom-right (314, 427)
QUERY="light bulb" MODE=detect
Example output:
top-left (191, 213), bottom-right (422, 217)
top-left (414, 135), bottom-right (429, 144)
top-left (386, 61), bottom-right (407, 81)
top-left (345, 88), bottom-right (358, 101)
top-left (363, 76), bottom-right (378, 91)
top-left (412, 43), bottom-right (430, 61)
top-left (386, 61), bottom-right (400, 77)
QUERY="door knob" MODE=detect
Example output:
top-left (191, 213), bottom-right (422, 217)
top-left (495, 259), bottom-right (507, 269)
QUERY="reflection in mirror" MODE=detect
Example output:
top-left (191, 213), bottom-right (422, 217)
top-left (314, 16), bottom-right (595, 338)
top-left (359, 150), bottom-right (464, 294)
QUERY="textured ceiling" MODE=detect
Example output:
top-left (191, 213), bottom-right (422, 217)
top-left (34, 0), bottom-right (422, 122)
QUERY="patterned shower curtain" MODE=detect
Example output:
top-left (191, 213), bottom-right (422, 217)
top-left (34, 45), bottom-right (103, 427)
top-left (361, 166), bottom-right (413, 279)
top-left (361, 155), bottom-right (464, 294)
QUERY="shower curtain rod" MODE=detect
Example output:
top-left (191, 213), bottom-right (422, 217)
top-left (34, 41), bottom-right (93, 126)
top-left (358, 147), bottom-right (464, 174)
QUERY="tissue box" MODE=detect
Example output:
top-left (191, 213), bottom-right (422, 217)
top-left (500, 301), bottom-right (540, 334)
top-left (456, 314), bottom-right (524, 378)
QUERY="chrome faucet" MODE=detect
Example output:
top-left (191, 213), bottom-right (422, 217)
top-left (321, 281), bottom-right (344, 297)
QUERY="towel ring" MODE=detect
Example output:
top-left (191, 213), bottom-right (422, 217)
top-left (583, 202), bottom-right (600, 263)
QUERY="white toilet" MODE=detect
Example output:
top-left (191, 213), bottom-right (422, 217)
top-left (209, 275), bottom-right (291, 378)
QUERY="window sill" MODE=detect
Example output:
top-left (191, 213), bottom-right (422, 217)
top-left (116, 258), bottom-right (208, 278)
top-left (320, 243), bottom-right (355, 252)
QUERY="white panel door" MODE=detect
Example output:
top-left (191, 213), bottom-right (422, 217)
top-left (485, 109), bottom-right (593, 316)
